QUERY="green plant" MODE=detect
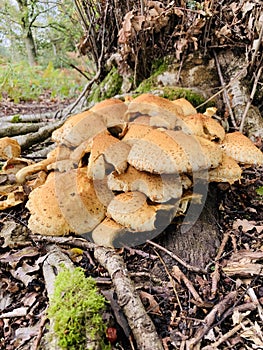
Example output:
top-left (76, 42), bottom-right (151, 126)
top-left (47, 267), bottom-right (110, 350)
top-left (256, 186), bottom-right (263, 196)
top-left (0, 60), bottom-right (85, 103)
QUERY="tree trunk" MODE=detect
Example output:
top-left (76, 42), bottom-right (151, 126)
top-left (16, 0), bottom-right (37, 66)
top-left (24, 28), bottom-right (37, 66)
top-left (156, 185), bottom-right (221, 269)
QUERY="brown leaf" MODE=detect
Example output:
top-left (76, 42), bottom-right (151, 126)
top-left (233, 219), bottom-right (263, 233)
top-left (140, 291), bottom-right (162, 315)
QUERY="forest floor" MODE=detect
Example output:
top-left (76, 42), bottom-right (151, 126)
top-left (0, 101), bottom-right (263, 350)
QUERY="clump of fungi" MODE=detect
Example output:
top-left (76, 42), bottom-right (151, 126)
top-left (1, 94), bottom-right (262, 247)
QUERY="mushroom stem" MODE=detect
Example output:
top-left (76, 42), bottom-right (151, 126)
top-left (16, 158), bottom-right (53, 183)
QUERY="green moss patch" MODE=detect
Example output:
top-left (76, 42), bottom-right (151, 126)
top-left (47, 267), bottom-right (110, 350)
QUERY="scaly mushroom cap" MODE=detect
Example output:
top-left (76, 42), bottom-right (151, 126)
top-left (127, 128), bottom-right (190, 174)
top-left (0, 137), bottom-right (21, 160)
top-left (209, 155), bottom-right (242, 184)
top-left (122, 123), bottom-right (153, 146)
top-left (107, 166), bottom-right (183, 203)
top-left (127, 129), bottom-right (222, 174)
top-left (92, 217), bottom-right (126, 247)
top-left (107, 191), bottom-right (174, 232)
top-left (221, 131), bottom-right (263, 165)
top-left (166, 130), bottom-right (223, 170)
top-left (182, 114), bottom-right (225, 142)
top-left (172, 98), bottom-right (197, 116)
top-left (87, 130), bottom-right (131, 179)
top-left (26, 173), bottom-right (71, 236)
top-left (90, 98), bottom-right (128, 129)
top-left (26, 168), bottom-right (106, 236)
top-left (52, 111), bottom-right (107, 147)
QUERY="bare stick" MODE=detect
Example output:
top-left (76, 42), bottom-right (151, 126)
top-left (213, 50), bottom-right (238, 129)
top-left (147, 240), bottom-right (206, 274)
top-left (172, 265), bottom-right (204, 305)
top-left (210, 231), bottom-right (231, 299)
top-left (239, 66), bottom-right (262, 133)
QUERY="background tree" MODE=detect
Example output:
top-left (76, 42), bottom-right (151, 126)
top-left (0, 0), bottom-right (83, 66)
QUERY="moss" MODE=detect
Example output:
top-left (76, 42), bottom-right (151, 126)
top-left (11, 114), bottom-right (21, 123)
top-left (47, 267), bottom-right (110, 350)
top-left (136, 60), bottom-right (169, 94)
top-left (88, 67), bottom-right (123, 104)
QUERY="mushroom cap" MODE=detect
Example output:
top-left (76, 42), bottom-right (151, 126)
top-left (127, 128), bottom-right (222, 174)
top-left (0, 137), bottom-right (21, 160)
top-left (90, 98), bottom-right (128, 129)
top-left (26, 173), bottom-right (71, 236)
top-left (107, 191), bottom-right (177, 232)
top-left (108, 166), bottom-right (183, 203)
top-left (166, 130), bottom-right (223, 170)
top-left (209, 155), bottom-right (242, 184)
top-left (172, 98), bottom-right (197, 116)
top-left (122, 123), bottom-right (153, 146)
top-left (52, 111), bottom-right (107, 147)
top-left (182, 113), bottom-right (225, 142)
top-left (221, 131), bottom-right (263, 165)
top-left (87, 130), bottom-right (131, 179)
top-left (92, 217), bottom-right (126, 247)
top-left (107, 191), bottom-right (166, 232)
top-left (127, 128), bottom-right (190, 174)
top-left (127, 93), bottom-right (183, 116)
top-left (26, 168), bottom-right (106, 236)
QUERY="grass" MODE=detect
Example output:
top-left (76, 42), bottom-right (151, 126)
top-left (0, 60), bottom-right (86, 103)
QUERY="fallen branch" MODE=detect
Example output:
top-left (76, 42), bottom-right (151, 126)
top-left (94, 246), bottom-right (164, 350)
top-left (12, 120), bottom-right (65, 150)
top-left (0, 122), bottom-right (46, 138)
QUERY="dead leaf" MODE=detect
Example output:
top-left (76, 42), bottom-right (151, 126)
top-left (233, 219), bottom-right (263, 233)
top-left (140, 291), bottom-right (162, 315)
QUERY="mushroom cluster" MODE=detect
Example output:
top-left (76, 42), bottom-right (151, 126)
top-left (2, 94), bottom-right (263, 247)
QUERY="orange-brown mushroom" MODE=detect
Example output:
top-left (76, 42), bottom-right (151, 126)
top-left (0, 137), bottom-right (21, 160)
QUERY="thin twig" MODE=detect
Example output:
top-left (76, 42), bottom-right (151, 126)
top-left (147, 240), bottom-right (206, 274)
top-left (196, 66), bottom-right (247, 110)
top-left (239, 66), bottom-right (262, 133)
top-left (213, 50), bottom-right (238, 129)
top-left (250, 23), bottom-right (263, 69)
top-left (210, 231), bottom-right (231, 299)
top-left (154, 249), bottom-right (183, 312)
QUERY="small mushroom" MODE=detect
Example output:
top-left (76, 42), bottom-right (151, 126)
top-left (220, 131), bottom-right (263, 165)
top-left (107, 166), bottom-right (183, 203)
top-left (26, 168), bottom-right (106, 236)
top-left (0, 137), bottom-right (21, 160)
top-left (182, 113), bottom-right (225, 142)
top-left (107, 191), bottom-right (175, 232)
top-left (209, 155), bottom-right (242, 184)
top-left (0, 186), bottom-right (25, 210)
top-left (15, 147), bottom-right (65, 183)
top-left (172, 98), bottom-right (197, 116)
